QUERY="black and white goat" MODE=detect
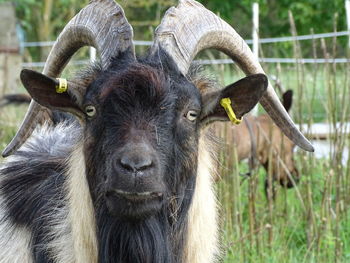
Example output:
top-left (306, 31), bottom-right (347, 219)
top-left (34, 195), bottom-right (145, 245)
top-left (0, 0), bottom-right (313, 262)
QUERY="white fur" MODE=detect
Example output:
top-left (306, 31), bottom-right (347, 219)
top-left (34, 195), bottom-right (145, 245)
top-left (184, 132), bottom-right (220, 263)
top-left (66, 144), bottom-right (98, 263)
top-left (0, 188), bottom-right (33, 263)
top-left (0, 222), bottom-right (33, 263)
top-left (45, 204), bottom-right (74, 263)
top-left (45, 143), bottom-right (98, 263)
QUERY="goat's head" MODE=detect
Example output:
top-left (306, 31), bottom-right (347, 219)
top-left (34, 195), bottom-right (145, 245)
top-left (19, 55), bottom-right (267, 220)
top-left (2, 0), bottom-right (313, 219)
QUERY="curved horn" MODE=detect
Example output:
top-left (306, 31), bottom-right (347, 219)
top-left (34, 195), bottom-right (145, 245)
top-left (150, 0), bottom-right (313, 152)
top-left (2, 0), bottom-right (134, 157)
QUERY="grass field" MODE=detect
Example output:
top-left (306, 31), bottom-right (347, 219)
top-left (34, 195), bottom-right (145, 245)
top-left (0, 60), bottom-right (349, 262)
top-left (216, 151), bottom-right (350, 263)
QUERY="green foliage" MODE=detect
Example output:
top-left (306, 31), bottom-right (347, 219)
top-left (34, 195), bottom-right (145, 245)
top-left (198, 0), bottom-right (348, 57)
top-left (198, 0), bottom-right (347, 37)
top-left (6, 0), bottom-right (349, 59)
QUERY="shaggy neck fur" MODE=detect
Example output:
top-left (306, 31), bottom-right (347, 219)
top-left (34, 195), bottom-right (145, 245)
top-left (66, 133), bottom-right (218, 263)
top-left (185, 133), bottom-right (219, 262)
top-left (66, 144), bottom-right (98, 263)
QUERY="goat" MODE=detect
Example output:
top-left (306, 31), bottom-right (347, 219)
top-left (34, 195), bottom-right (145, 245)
top-left (216, 90), bottom-right (299, 195)
top-left (0, 0), bottom-right (313, 262)
top-left (0, 93), bottom-right (31, 107)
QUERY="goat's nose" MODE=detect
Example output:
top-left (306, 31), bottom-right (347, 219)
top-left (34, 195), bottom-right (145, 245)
top-left (120, 155), bottom-right (153, 172)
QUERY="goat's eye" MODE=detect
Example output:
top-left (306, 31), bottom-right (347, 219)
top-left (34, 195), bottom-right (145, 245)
top-left (85, 105), bottom-right (96, 117)
top-left (186, 110), bottom-right (198, 122)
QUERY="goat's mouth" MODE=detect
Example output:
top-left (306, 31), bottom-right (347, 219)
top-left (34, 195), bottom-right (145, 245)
top-left (105, 188), bottom-right (164, 219)
top-left (109, 189), bottom-right (163, 201)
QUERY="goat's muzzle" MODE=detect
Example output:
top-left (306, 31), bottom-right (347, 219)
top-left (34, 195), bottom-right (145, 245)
top-left (104, 141), bottom-right (165, 219)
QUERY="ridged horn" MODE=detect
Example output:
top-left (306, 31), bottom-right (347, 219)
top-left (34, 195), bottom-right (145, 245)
top-left (150, 0), bottom-right (314, 152)
top-left (2, 0), bottom-right (134, 157)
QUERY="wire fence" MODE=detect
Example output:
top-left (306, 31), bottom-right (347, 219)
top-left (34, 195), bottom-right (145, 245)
top-left (20, 30), bottom-right (350, 68)
top-left (22, 40), bottom-right (154, 48)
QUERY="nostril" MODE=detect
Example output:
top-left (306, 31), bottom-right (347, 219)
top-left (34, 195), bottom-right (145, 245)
top-left (120, 157), bottom-right (134, 172)
top-left (135, 158), bottom-right (153, 171)
top-left (119, 156), bottom-right (153, 172)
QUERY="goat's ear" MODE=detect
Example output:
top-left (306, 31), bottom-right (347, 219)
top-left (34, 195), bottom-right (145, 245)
top-left (200, 74), bottom-right (268, 126)
top-left (282, 89), bottom-right (293, 113)
top-left (20, 69), bottom-right (86, 119)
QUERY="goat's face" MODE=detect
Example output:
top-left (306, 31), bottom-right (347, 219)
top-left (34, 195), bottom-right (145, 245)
top-left (83, 62), bottom-right (202, 219)
top-left (20, 53), bottom-right (268, 220)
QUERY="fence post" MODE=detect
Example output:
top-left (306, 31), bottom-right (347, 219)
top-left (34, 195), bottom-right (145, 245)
top-left (252, 3), bottom-right (259, 59)
top-left (346, 0), bottom-right (350, 48)
top-left (90, 47), bottom-right (96, 63)
top-left (252, 2), bottom-right (259, 115)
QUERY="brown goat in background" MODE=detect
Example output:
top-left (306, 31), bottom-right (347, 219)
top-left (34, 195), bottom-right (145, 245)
top-left (215, 90), bottom-right (299, 196)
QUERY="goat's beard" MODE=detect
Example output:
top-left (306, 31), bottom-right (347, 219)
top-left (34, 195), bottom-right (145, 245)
top-left (92, 178), bottom-right (195, 263)
top-left (95, 200), bottom-right (174, 263)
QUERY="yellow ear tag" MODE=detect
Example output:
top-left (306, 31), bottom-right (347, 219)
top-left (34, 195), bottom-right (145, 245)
top-left (55, 78), bottom-right (68, 93)
top-left (220, 97), bottom-right (242, 125)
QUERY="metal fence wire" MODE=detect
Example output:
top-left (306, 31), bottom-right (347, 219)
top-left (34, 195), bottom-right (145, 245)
top-left (20, 30), bottom-right (350, 68)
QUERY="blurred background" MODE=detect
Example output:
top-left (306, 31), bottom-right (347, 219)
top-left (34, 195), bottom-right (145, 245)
top-left (0, 0), bottom-right (350, 262)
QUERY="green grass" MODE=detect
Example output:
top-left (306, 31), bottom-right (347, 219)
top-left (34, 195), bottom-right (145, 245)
top-left (216, 154), bottom-right (350, 263)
